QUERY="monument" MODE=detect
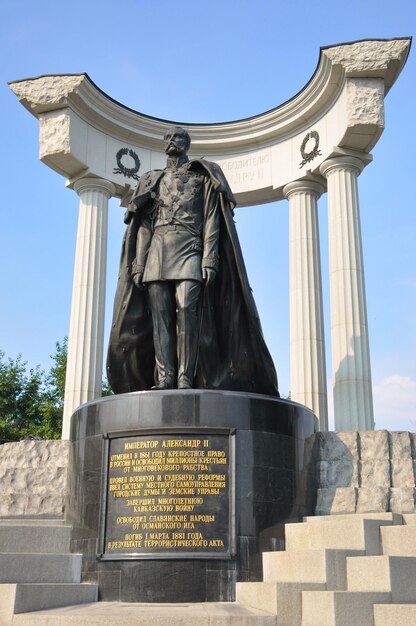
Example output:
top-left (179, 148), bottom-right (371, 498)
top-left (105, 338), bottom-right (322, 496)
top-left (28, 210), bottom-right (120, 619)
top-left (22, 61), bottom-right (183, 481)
top-left (68, 126), bottom-right (316, 602)
top-left (7, 38), bottom-right (413, 613)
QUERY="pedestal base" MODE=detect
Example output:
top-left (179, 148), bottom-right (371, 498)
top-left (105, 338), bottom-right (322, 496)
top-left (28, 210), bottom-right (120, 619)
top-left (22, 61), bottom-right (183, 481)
top-left (69, 390), bottom-right (317, 602)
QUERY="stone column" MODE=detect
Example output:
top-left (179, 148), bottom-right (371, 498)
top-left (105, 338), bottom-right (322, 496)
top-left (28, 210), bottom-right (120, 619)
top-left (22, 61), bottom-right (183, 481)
top-left (320, 156), bottom-right (374, 431)
top-left (62, 178), bottom-right (115, 439)
top-left (284, 176), bottom-right (328, 430)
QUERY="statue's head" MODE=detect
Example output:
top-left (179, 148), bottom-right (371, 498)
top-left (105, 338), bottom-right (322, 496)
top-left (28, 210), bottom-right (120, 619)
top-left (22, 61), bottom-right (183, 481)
top-left (164, 126), bottom-right (191, 156)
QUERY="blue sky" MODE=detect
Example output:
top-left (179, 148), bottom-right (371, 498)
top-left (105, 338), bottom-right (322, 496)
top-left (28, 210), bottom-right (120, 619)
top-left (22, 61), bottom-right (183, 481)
top-left (0, 0), bottom-right (415, 430)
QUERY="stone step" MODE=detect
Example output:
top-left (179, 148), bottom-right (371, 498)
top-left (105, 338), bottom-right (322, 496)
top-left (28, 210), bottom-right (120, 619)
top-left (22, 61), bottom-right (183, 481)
top-left (263, 548), bottom-right (364, 589)
top-left (0, 553), bottom-right (82, 584)
top-left (402, 514), bottom-right (416, 525)
top-left (381, 525), bottom-right (416, 555)
top-left (303, 512), bottom-right (403, 524)
top-left (373, 603), bottom-right (416, 626)
top-left (236, 581), bottom-right (325, 625)
top-left (301, 590), bottom-right (392, 626)
top-left (12, 601), bottom-right (276, 626)
top-left (0, 583), bottom-right (98, 617)
top-left (0, 524), bottom-right (72, 553)
top-left (285, 518), bottom-right (393, 555)
top-left (347, 555), bottom-right (416, 601)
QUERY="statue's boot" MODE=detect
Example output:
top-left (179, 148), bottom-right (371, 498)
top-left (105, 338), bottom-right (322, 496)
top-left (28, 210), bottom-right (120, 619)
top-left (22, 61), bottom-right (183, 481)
top-left (151, 378), bottom-right (175, 390)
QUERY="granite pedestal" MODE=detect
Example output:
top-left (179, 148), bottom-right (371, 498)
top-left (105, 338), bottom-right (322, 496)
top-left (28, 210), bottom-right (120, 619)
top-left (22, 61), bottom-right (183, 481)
top-left (69, 390), bottom-right (317, 602)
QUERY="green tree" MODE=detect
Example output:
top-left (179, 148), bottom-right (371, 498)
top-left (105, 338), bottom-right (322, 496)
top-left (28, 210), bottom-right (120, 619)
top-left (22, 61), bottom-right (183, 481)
top-left (0, 351), bottom-right (47, 441)
top-left (47, 337), bottom-right (67, 407)
top-left (0, 338), bottom-right (112, 442)
top-left (40, 338), bottom-right (68, 439)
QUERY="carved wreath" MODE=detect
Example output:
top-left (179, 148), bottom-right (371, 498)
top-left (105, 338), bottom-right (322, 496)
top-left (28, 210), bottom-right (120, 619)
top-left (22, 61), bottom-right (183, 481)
top-left (299, 131), bottom-right (322, 169)
top-left (113, 148), bottom-right (141, 180)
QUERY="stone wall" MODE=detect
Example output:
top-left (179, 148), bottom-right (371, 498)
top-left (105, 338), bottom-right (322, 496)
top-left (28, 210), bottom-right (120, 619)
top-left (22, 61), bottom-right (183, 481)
top-left (0, 432), bottom-right (414, 520)
top-left (311, 431), bottom-right (416, 515)
top-left (0, 440), bottom-right (74, 518)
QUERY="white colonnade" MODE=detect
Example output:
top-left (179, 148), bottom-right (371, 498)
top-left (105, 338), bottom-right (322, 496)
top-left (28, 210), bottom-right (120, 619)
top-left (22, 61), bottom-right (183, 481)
top-left (320, 155), bottom-right (374, 430)
top-left (61, 153), bottom-right (374, 436)
top-left (284, 176), bottom-right (328, 430)
top-left (9, 38), bottom-right (410, 437)
top-left (283, 155), bottom-right (375, 431)
top-left (62, 178), bottom-right (115, 439)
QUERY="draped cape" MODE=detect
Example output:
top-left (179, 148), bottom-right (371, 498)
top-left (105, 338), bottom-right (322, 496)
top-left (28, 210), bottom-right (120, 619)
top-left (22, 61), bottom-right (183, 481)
top-left (106, 159), bottom-right (279, 397)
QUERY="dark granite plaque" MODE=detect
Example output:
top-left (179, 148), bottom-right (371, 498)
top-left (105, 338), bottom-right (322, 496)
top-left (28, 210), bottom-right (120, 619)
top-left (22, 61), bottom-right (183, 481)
top-left (99, 429), bottom-right (234, 559)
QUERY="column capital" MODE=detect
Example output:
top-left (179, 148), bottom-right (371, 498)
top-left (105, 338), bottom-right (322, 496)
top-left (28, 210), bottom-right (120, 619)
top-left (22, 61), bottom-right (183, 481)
top-left (73, 177), bottom-right (116, 198)
top-left (320, 152), bottom-right (371, 178)
top-left (283, 174), bottom-right (326, 200)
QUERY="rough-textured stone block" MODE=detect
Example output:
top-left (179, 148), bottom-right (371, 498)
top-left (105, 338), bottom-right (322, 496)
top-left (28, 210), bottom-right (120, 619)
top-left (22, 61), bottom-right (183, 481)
top-left (360, 460), bottom-right (390, 488)
top-left (0, 468), bottom-right (67, 494)
top-left (313, 431), bottom-right (416, 516)
top-left (0, 494), bottom-right (66, 517)
top-left (346, 78), bottom-right (385, 128)
top-left (356, 488), bottom-right (389, 513)
top-left (316, 432), bottom-right (358, 462)
top-left (410, 433), bottom-right (416, 457)
top-left (315, 488), bottom-right (357, 515)
top-left (324, 39), bottom-right (409, 75)
top-left (0, 441), bottom-right (74, 519)
top-left (389, 432), bottom-right (412, 458)
top-left (0, 441), bottom-right (72, 469)
top-left (390, 488), bottom-right (416, 514)
top-left (331, 488), bottom-right (357, 514)
top-left (359, 431), bottom-right (389, 460)
top-left (390, 459), bottom-right (415, 488)
top-left (317, 459), bottom-right (359, 489)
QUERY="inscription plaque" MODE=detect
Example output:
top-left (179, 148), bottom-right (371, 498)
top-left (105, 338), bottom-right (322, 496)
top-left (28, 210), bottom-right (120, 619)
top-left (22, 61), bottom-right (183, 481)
top-left (99, 429), bottom-right (235, 559)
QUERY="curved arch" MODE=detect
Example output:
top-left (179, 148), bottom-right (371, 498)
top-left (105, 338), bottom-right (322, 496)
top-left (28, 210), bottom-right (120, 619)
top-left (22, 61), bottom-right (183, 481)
top-left (9, 38), bottom-right (410, 206)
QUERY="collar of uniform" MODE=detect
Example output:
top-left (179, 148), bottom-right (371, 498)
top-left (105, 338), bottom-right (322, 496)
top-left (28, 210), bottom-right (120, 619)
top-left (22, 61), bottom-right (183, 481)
top-left (165, 154), bottom-right (189, 169)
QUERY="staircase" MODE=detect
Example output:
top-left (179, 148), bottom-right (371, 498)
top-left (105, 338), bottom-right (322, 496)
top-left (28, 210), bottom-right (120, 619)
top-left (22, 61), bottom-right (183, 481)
top-left (237, 512), bottom-right (416, 625)
top-left (5, 513), bottom-right (416, 625)
top-left (0, 519), bottom-right (98, 625)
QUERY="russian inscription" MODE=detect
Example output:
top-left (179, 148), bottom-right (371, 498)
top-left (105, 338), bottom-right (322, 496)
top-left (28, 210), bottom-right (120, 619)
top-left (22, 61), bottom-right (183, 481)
top-left (100, 431), bottom-right (233, 559)
top-left (217, 152), bottom-right (271, 188)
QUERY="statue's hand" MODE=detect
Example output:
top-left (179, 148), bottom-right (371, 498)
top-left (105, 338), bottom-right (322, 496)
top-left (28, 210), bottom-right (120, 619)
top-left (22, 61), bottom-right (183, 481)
top-left (133, 271), bottom-right (146, 290)
top-left (202, 267), bottom-right (216, 285)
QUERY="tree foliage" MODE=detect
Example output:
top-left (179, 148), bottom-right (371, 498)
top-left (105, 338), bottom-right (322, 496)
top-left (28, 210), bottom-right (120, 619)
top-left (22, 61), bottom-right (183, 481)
top-left (0, 338), bottom-right (112, 442)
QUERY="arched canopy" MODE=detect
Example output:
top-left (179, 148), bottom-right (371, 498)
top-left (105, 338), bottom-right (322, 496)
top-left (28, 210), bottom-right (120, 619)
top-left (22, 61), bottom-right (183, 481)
top-left (9, 38), bottom-right (410, 206)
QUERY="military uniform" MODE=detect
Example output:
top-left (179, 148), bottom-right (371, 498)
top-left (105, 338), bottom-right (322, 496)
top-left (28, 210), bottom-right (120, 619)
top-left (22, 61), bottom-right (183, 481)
top-left (107, 153), bottom-right (279, 398)
top-left (133, 157), bottom-right (220, 388)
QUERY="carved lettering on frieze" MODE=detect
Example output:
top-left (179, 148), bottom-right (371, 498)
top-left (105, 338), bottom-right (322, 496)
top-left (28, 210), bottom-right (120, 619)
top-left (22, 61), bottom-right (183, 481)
top-left (218, 154), bottom-right (270, 187)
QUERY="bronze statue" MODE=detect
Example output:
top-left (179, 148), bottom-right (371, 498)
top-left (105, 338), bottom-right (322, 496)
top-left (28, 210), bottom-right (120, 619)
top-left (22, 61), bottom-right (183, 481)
top-left (107, 126), bottom-right (278, 396)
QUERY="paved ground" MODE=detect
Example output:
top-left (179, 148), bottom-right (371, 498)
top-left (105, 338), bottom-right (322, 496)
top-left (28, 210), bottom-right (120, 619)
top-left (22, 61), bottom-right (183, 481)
top-left (13, 601), bottom-right (276, 625)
